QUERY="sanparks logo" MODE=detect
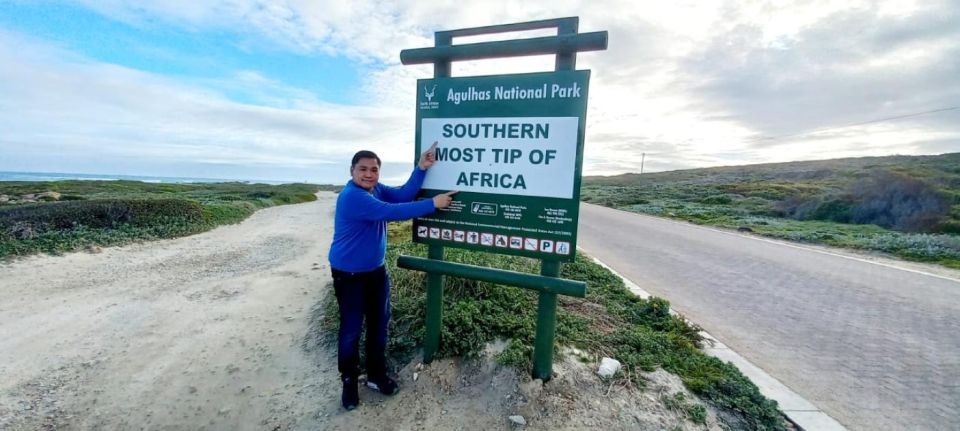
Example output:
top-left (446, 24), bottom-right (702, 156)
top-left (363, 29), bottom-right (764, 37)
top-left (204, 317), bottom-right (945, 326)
top-left (419, 84), bottom-right (439, 110)
top-left (470, 202), bottom-right (497, 216)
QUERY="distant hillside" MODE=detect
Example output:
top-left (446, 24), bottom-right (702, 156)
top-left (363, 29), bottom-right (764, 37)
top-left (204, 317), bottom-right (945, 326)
top-left (581, 153), bottom-right (960, 268)
top-left (585, 153), bottom-right (959, 189)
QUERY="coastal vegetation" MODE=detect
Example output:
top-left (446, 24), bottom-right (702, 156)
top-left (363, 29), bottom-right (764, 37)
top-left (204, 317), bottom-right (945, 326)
top-left (0, 180), bottom-right (328, 259)
top-left (7, 153), bottom-right (953, 428)
top-left (581, 153), bottom-right (960, 268)
top-left (320, 221), bottom-right (787, 430)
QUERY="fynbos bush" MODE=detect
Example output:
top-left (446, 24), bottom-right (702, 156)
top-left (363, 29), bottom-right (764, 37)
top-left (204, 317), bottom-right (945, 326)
top-left (778, 170), bottom-right (950, 232)
top-left (0, 199), bottom-right (204, 233)
top-left (847, 171), bottom-right (950, 232)
top-left (0, 182), bottom-right (320, 259)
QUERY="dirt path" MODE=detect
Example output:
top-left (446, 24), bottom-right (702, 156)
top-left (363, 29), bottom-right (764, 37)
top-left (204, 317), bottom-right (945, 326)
top-left (1, 193), bottom-right (729, 431)
top-left (0, 193), bottom-right (341, 430)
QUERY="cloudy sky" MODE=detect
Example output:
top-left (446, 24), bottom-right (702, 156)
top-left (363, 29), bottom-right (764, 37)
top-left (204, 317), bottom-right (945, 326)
top-left (0, 0), bottom-right (957, 183)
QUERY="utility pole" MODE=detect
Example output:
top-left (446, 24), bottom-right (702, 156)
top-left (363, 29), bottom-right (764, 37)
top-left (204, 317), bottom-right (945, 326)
top-left (640, 152), bottom-right (645, 175)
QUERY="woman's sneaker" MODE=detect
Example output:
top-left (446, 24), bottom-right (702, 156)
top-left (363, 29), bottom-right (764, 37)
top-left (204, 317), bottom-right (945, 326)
top-left (341, 377), bottom-right (359, 410)
top-left (366, 375), bottom-right (399, 395)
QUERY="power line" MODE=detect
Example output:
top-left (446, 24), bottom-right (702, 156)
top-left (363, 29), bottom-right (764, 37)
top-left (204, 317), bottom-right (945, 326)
top-left (748, 105), bottom-right (960, 144)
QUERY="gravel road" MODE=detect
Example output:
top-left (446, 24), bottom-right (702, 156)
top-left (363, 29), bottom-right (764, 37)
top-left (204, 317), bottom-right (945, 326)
top-left (0, 192), bottom-right (342, 430)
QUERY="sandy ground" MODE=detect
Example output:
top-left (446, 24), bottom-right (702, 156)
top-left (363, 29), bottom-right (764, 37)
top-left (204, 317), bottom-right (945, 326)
top-left (0, 192), bottom-right (727, 430)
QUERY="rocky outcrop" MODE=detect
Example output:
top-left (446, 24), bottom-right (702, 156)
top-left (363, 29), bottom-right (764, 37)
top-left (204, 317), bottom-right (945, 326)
top-left (37, 191), bottom-right (62, 201)
top-left (0, 191), bottom-right (62, 204)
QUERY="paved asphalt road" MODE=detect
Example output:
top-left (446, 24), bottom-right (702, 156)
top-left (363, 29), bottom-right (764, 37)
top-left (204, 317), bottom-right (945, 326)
top-left (577, 203), bottom-right (960, 431)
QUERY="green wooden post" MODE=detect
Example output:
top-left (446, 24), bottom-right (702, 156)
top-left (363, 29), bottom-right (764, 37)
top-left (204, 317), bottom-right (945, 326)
top-left (433, 32), bottom-right (452, 78)
top-left (531, 18), bottom-right (576, 382)
top-left (533, 260), bottom-right (561, 380)
top-left (422, 31), bottom-right (451, 365)
top-left (555, 17), bottom-right (578, 70)
top-left (423, 244), bottom-right (444, 363)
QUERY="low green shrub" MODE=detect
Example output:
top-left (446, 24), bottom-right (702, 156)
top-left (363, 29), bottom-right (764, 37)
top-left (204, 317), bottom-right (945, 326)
top-left (0, 181), bottom-right (321, 259)
top-left (700, 195), bottom-right (733, 205)
top-left (856, 233), bottom-right (960, 263)
top-left (202, 203), bottom-right (257, 225)
top-left (662, 392), bottom-right (708, 424)
top-left (667, 354), bottom-right (782, 430)
top-left (777, 170), bottom-right (951, 232)
top-left (320, 221), bottom-right (786, 430)
top-left (938, 220), bottom-right (960, 234)
top-left (0, 198), bottom-right (203, 231)
top-left (687, 403), bottom-right (708, 424)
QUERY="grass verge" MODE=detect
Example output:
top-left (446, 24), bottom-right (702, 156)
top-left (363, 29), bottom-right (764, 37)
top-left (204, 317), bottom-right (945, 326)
top-left (611, 199), bottom-right (960, 269)
top-left (321, 221), bottom-right (786, 430)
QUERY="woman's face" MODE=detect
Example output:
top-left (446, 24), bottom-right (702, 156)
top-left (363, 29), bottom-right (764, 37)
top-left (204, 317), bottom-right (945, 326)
top-left (351, 157), bottom-right (380, 191)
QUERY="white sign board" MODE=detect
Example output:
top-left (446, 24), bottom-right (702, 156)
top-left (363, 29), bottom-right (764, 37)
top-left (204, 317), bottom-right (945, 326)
top-left (421, 117), bottom-right (579, 199)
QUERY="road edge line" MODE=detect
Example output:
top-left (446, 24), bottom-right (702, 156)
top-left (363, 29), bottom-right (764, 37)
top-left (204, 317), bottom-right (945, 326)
top-left (581, 249), bottom-right (848, 431)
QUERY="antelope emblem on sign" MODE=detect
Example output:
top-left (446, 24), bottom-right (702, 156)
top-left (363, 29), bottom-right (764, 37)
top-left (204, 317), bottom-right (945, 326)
top-left (424, 84), bottom-right (437, 102)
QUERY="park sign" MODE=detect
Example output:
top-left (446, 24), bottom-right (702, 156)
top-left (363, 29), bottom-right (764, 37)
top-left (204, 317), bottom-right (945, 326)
top-left (413, 70), bottom-right (590, 261)
top-left (399, 16), bottom-right (606, 380)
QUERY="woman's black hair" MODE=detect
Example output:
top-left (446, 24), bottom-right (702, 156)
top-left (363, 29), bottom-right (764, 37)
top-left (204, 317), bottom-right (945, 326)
top-left (351, 150), bottom-right (381, 169)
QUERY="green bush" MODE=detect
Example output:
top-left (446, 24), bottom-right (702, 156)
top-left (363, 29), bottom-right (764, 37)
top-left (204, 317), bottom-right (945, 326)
top-left (700, 195), bottom-right (733, 205)
top-left (496, 339), bottom-right (534, 369)
top-left (846, 171), bottom-right (950, 232)
top-left (202, 203), bottom-right (256, 225)
top-left (440, 300), bottom-right (498, 358)
top-left (0, 181), bottom-right (322, 259)
top-left (0, 198), bottom-right (203, 232)
top-left (808, 198), bottom-right (852, 222)
top-left (687, 403), bottom-right (707, 424)
top-left (938, 220), bottom-right (960, 234)
top-left (608, 326), bottom-right (677, 371)
top-left (662, 393), bottom-right (708, 424)
top-left (667, 354), bottom-right (782, 430)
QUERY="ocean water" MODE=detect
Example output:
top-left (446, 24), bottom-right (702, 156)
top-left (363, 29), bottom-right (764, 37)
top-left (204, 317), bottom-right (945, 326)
top-left (0, 171), bottom-right (284, 184)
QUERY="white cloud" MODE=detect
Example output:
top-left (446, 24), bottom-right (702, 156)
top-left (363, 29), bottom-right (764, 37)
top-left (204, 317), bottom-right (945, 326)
top-left (0, 29), bottom-right (414, 182)
top-left (3, 0), bottom-right (958, 181)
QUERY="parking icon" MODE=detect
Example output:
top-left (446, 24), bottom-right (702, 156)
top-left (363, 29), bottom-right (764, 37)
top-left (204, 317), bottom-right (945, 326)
top-left (540, 240), bottom-right (554, 253)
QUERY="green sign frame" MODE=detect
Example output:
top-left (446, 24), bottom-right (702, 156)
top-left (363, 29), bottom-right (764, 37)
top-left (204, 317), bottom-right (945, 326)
top-left (413, 70), bottom-right (591, 262)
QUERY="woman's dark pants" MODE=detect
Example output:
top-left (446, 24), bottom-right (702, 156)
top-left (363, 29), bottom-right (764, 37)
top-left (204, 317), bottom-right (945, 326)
top-left (331, 266), bottom-right (390, 381)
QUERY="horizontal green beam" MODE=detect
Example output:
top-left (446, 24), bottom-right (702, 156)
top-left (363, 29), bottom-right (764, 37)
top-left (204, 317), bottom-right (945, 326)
top-left (400, 32), bottom-right (608, 65)
top-left (437, 17), bottom-right (578, 39)
top-left (397, 255), bottom-right (586, 298)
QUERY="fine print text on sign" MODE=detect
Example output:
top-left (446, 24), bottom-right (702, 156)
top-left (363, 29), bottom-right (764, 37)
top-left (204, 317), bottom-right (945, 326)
top-left (414, 70), bottom-right (590, 261)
